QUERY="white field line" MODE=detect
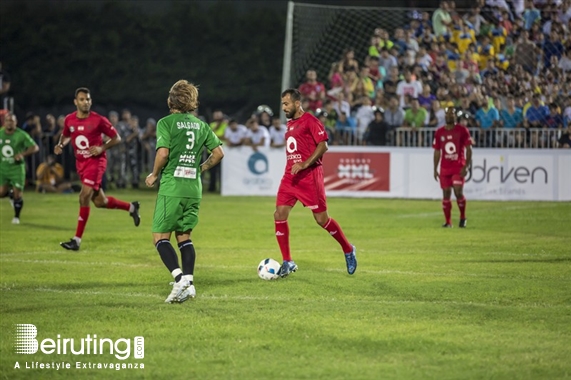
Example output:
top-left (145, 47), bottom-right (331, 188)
top-left (0, 286), bottom-right (567, 309)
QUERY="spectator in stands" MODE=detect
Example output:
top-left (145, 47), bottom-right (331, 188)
top-left (396, 69), bottom-right (423, 108)
top-left (418, 84), bottom-right (437, 110)
top-left (500, 96), bottom-right (524, 129)
top-left (299, 69), bottom-right (326, 113)
top-left (433, 1), bottom-right (453, 37)
top-left (363, 108), bottom-right (389, 146)
top-left (354, 96), bottom-right (375, 142)
top-left (545, 102), bottom-right (564, 129)
top-left (321, 99), bottom-right (339, 130)
top-left (368, 35), bottom-right (381, 57)
top-left (523, 0), bottom-right (541, 30)
top-left (124, 115), bottom-right (141, 189)
top-left (224, 119), bottom-right (248, 147)
top-left (382, 66), bottom-right (400, 98)
top-left (36, 154), bottom-right (72, 193)
top-left (558, 125), bottom-right (571, 148)
top-left (525, 93), bottom-right (549, 128)
top-left (269, 117), bottom-right (287, 148)
top-left (333, 91), bottom-right (351, 120)
top-left (475, 95), bottom-right (500, 146)
top-left (328, 61), bottom-right (345, 94)
top-left (403, 98), bottom-right (428, 129)
top-left (256, 106), bottom-right (273, 129)
top-left (210, 109), bottom-right (228, 141)
top-left (384, 96), bottom-right (405, 131)
top-left (316, 109), bottom-right (335, 143)
top-left (245, 117), bottom-right (270, 151)
top-left (378, 47), bottom-right (398, 75)
top-left (543, 30), bottom-right (565, 69)
top-left (420, 26), bottom-right (436, 48)
top-left (42, 114), bottom-right (57, 156)
top-left (141, 118), bottom-right (157, 173)
top-left (367, 55), bottom-right (382, 83)
top-left (428, 99), bottom-right (446, 128)
top-left (393, 28), bottom-right (408, 55)
top-left (335, 112), bottom-right (356, 145)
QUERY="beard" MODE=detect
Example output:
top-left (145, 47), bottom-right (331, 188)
top-left (285, 109), bottom-right (295, 119)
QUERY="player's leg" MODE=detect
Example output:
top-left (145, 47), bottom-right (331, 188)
top-left (275, 204), bottom-right (298, 277)
top-left (440, 174), bottom-right (453, 227)
top-left (60, 184), bottom-right (94, 250)
top-left (90, 163), bottom-right (140, 226)
top-left (173, 198), bottom-right (200, 302)
top-left (452, 175), bottom-right (467, 228)
top-left (7, 166), bottom-right (27, 224)
top-left (11, 186), bottom-right (24, 224)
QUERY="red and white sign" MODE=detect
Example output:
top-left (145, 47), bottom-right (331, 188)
top-left (322, 152), bottom-right (390, 192)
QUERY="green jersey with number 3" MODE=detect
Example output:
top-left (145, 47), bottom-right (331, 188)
top-left (156, 113), bottom-right (221, 198)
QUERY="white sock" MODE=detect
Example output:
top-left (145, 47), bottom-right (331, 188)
top-left (73, 237), bottom-right (82, 245)
top-left (183, 274), bottom-right (193, 283)
top-left (129, 204), bottom-right (135, 213)
top-left (171, 268), bottom-right (182, 280)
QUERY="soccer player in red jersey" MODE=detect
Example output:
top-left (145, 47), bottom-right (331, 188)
top-left (54, 87), bottom-right (140, 250)
top-left (275, 88), bottom-right (356, 276)
top-left (433, 107), bottom-right (472, 228)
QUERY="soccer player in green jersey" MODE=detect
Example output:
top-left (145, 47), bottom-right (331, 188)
top-left (145, 80), bottom-right (224, 304)
top-left (0, 112), bottom-right (39, 224)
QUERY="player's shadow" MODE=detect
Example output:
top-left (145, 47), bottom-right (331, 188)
top-left (22, 222), bottom-right (70, 231)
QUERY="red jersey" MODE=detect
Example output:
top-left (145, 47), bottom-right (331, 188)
top-left (63, 111), bottom-right (117, 163)
top-left (432, 124), bottom-right (472, 175)
top-left (298, 81), bottom-right (326, 112)
top-left (284, 112), bottom-right (328, 175)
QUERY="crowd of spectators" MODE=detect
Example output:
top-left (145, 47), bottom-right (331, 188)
top-left (297, 0), bottom-right (571, 148)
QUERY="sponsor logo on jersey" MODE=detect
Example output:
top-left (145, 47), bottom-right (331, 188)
top-left (78, 126), bottom-right (84, 131)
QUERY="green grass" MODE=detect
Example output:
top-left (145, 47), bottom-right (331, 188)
top-left (1, 191), bottom-right (570, 380)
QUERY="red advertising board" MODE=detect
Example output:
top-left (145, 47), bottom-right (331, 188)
top-left (322, 152), bottom-right (390, 191)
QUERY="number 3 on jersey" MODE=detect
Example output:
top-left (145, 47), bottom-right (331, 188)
top-left (186, 131), bottom-right (195, 150)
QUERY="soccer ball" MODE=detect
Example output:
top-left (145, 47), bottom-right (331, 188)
top-left (257, 258), bottom-right (281, 281)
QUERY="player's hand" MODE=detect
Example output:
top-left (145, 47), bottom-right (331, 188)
top-left (14, 153), bottom-right (24, 162)
top-left (89, 146), bottom-right (104, 156)
top-left (433, 169), bottom-right (439, 181)
top-left (145, 173), bottom-right (157, 187)
top-left (460, 166), bottom-right (468, 177)
top-left (291, 162), bottom-right (307, 175)
top-left (54, 145), bottom-right (63, 155)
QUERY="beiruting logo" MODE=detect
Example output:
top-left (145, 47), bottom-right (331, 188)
top-left (14, 324), bottom-right (144, 360)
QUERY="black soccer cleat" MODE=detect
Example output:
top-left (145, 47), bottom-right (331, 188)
top-left (459, 219), bottom-right (467, 228)
top-left (130, 201), bottom-right (140, 227)
top-left (60, 238), bottom-right (80, 251)
top-left (442, 223), bottom-right (453, 228)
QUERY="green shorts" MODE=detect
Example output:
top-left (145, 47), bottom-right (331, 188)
top-left (0, 165), bottom-right (25, 190)
top-left (152, 194), bottom-right (201, 233)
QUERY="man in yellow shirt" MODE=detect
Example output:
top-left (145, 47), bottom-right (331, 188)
top-left (36, 155), bottom-right (72, 193)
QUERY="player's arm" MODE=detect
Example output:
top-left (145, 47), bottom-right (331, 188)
top-left (54, 135), bottom-right (71, 155)
top-left (433, 148), bottom-right (441, 181)
top-left (201, 146), bottom-right (224, 173)
top-left (15, 143), bottom-right (39, 162)
top-left (461, 144), bottom-right (472, 177)
top-left (291, 141), bottom-right (328, 175)
top-left (90, 134), bottom-right (121, 156)
top-left (145, 147), bottom-right (169, 187)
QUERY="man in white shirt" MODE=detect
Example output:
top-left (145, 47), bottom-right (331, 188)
top-left (245, 117), bottom-right (270, 150)
top-left (269, 117), bottom-right (286, 148)
top-left (224, 119), bottom-right (248, 147)
top-left (354, 96), bottom-right (375, 142)
top-left (396, 69), bottom-right (423, 108)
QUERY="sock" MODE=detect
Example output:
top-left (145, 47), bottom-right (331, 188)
top-left (106, 196), bottom-right (131, 211)
top-left (178, 240), bottom-right (195, 282)
top-left (275, 220), bottom-right (291, 261)
top-left (75, 206), bottom-right (90, 239)
top-left (457, 196), bottom-right (467, 220)
top-left (322, 218), bottom-right (353, 254)
top-left (13, 198), bottom-right (23, 218)
top-left (442, 199), bottom-right (452, 225)
top-left (155, 239), bottom-right (181, 275)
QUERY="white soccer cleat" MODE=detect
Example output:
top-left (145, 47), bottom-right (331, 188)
top-left (176, 285), bottom-right (196, 303)
top-left (165, 280), bottom-right (191, 304)
top-left (12, 217), bottom-right (20, 225)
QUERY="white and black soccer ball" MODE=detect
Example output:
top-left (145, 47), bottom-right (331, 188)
top-left (257, 258), bottom-right (281, 280)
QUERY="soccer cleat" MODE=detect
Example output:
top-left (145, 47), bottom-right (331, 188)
top-left (11, 217), bottom-right (20, 225)
top-left (442, 223), bottom-right (453, 228)
top-left (176, 284), bottom-right (196, 303)
top-left (165, 279), bottom-right (191, 304)
top-left (345, 245), bottom-right (357, 275)
top-left (60, 238), bottom-right (80, 251)
top-left (130, 201), bottom-right (140, 227)
top-left (459, 219), bottom-right (467, 228)
top-left (279, 260), bottom-right (298, 278)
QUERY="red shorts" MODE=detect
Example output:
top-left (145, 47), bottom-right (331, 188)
top-left (439, 172), bottom-right (465, 189)
top-left (276, 167), bottom-right (327, 213)
top-left (76, 159), bottom-right (106, 191)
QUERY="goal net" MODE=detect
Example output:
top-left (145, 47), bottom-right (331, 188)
top-left (282, 2), bottom-right (414, 91)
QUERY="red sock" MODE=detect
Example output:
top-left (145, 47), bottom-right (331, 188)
top-left (457, 196), bottom-right (467, 219)
top-left (322, 218), bottom-right (352, 254)
top-left (275, 220), bottom-right (291, 261)
top-left (442, 199), bottom-right (452, 225)
top-left (106, 196), bottom-right (131, 211)
top-left (75, 206), bottom-right (90, 239)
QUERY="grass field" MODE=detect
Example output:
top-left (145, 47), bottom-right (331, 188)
top-left (0, 190), bottom-right (570, 380)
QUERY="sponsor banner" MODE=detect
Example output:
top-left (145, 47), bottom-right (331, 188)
top-left (322, 152), bottom-right (390, 192)
top-left (221, 147), bottom-right (569, 201)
